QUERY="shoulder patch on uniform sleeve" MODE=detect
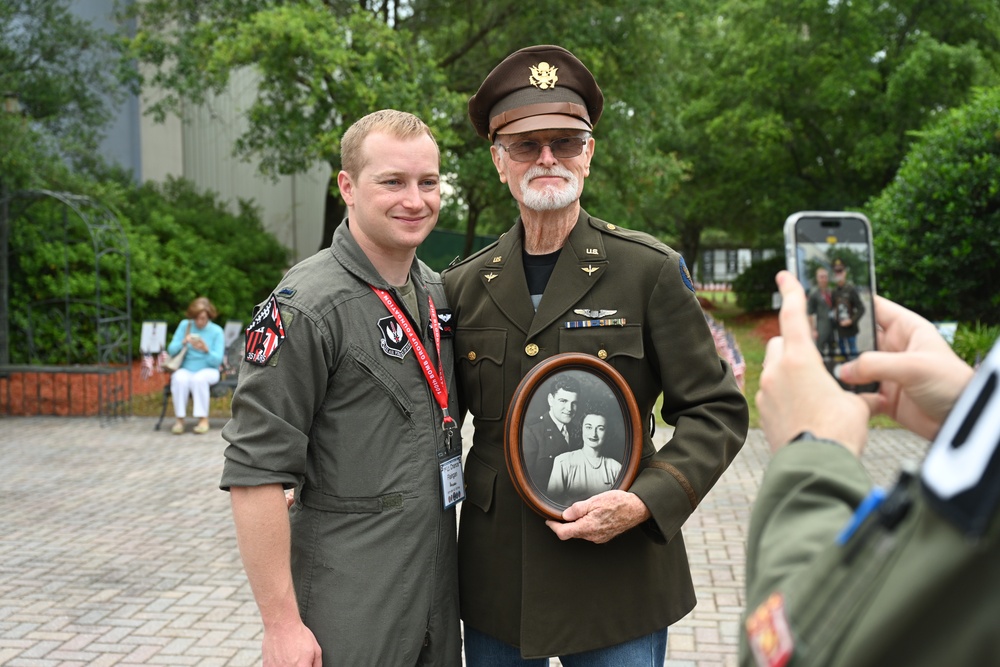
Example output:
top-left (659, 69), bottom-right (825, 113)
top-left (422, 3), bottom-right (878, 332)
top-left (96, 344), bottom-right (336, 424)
top-left (745, 592), bottom-right (794, 667)
top-left (245, 293), bottom-right (287, 366)
top-left (679, 256), bottom-right (695, 293)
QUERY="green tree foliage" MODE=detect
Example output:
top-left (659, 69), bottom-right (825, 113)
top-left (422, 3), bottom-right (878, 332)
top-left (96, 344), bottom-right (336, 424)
top-left (118, 177), bottom-right (290, 332)
top-left (867, 86), bottom-right (1000, 325)
top-left (122, 0), bottom-right (467, 245)
top-left (0, 0), bottom-right (131, 171)
top-left (659, 0), bottom-right (1000, 266)
top-left (7, 176), bottom-right (289, 363)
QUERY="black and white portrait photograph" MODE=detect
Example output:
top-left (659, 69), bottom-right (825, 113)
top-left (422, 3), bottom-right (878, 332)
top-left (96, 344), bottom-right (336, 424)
top-left (506, 354), bottom-right (642, 519)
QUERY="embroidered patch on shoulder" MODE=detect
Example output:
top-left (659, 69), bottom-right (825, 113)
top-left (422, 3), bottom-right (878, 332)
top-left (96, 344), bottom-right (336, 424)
top-left (679, 256), bottom-right (695, 293)
top-left (245, 294), bottom-right (286, 366)
top-left (745, 592), bottom-right (794, 667)
top-left (378, 315), bottom-right (412, 360)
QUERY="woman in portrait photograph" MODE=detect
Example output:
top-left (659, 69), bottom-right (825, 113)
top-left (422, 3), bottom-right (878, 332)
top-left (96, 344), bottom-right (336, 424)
top-left (546, 405), bottom-right (622, 506)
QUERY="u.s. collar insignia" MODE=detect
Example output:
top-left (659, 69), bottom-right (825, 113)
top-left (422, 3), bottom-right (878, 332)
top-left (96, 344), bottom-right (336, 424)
top-left (529, 62), bottom-right (559, 89)
top-left (581, 265), bottom-right (600, 276)
top-left (377, 316), bottom-right (411, 360)
top-left (484, 272), bottom-right (499, 283)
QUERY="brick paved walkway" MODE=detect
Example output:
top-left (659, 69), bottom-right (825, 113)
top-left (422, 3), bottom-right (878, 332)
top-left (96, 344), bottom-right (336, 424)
top-left (0, 417), bottom-right (929, 665)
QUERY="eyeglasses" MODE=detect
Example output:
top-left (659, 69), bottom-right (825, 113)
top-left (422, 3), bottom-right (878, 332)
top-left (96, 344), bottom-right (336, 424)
top-left (497, 137), bottom-right (588, 162)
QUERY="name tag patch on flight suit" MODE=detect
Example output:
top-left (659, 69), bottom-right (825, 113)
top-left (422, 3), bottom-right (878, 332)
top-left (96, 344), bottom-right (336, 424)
top-left (746, 592), bottom-right (794, 667)
top-left (922, 340), bottom-right (1000, 538)
top-left (245, 293), bottom-right (287, 366)
top-left (378, 316), bottom-right (412, 360)
top-left (436, 308), bottom-right (454, 338)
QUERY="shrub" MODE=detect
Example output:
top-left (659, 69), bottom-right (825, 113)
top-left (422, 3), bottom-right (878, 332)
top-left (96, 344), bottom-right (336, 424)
top-left (7, 176), bottom-right (289, 363)
top-left (732, 255), bottom-right (786, 313)
top-left (867, 87), bottom-right (1000, 325)
top-left (953, 321), bottom-right (1000, 367)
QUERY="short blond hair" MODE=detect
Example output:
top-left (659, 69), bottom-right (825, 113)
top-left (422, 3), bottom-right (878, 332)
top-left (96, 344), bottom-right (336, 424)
top-left (340, 109), bottom-right (438, 177)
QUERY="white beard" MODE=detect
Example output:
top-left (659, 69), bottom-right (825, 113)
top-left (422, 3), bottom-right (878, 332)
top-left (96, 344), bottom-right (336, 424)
top-left (519, 165), bottom-right (580, 211)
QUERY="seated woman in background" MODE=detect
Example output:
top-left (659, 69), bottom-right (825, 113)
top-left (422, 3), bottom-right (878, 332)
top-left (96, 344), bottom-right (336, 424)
top-left (167, 296), bottom-right (225, 435)
top-left (546, 407), bottom-right (622, 506)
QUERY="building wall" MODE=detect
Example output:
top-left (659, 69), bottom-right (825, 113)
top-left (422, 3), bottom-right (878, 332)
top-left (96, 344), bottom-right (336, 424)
top-left (69, 0), bottom-right (328, 263)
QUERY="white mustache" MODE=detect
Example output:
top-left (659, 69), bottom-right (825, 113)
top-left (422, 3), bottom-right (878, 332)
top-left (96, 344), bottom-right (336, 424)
top-left (524, 165), bottom-right (575, 181)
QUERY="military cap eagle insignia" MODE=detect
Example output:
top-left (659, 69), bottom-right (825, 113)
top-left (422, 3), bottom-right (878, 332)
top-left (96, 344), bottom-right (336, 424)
top-left (529, 62), bottom-right (559, 89)
top-left (574, 309), bottom-right (618, 318)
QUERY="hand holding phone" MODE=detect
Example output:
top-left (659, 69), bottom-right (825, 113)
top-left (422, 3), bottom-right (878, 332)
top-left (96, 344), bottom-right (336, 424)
top-left (784, 211), bottom-right (878, 393)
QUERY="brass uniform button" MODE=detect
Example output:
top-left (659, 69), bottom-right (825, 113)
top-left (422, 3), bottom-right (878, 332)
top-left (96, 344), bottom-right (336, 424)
top-left (525, 344), bottom-right (539, 357)
top-left (598, 349), bottom-right (608, 360)
top-left (467, 351), bottom-right (477, 361)
top-left (606, 223), bottom-right (616, 230)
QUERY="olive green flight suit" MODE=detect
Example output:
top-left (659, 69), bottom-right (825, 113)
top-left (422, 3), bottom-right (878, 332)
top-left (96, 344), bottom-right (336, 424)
top-left (741, 440), bottom-right (1000, 666)
top-left (221, 223), bottom-right (461, 666)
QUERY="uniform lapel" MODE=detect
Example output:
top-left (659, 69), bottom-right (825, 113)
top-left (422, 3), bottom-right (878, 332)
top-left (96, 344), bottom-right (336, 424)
top-left (528, 210), bottom-right (608, 338)
top-left (480, 224), bottom-right (536, 336)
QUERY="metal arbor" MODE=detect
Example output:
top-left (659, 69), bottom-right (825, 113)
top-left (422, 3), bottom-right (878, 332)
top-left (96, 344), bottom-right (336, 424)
top-left (0, 188), bottom-right (132, 423)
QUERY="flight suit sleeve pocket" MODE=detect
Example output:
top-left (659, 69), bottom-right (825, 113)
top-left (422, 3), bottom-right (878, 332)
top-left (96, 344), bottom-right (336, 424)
top-left (454, 327), bottom-right (507, 421)
top-left (464, 450), bottom-right (497, 513)
top-left (558, 324), bottom-right (644, 360)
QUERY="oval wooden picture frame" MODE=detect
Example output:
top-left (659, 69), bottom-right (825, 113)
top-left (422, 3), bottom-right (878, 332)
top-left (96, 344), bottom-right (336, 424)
top-left (504, 352), bottom-right (643, 521)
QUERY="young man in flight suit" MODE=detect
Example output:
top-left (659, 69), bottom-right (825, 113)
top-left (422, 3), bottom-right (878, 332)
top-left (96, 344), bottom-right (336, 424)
top-left (220, 110), bottom-right (462, 666)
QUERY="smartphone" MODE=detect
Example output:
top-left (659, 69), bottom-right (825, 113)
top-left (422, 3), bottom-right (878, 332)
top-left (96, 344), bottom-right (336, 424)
top-left (784, 211), bottom-right (878, 393)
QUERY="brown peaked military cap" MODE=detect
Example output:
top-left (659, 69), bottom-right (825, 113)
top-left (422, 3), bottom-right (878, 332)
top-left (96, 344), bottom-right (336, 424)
top-left (468, 44), bottom-right (604, 141)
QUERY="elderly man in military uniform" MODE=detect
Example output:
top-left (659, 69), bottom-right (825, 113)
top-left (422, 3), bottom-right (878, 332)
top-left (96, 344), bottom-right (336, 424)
top-left (443, 45), bottom-right (749, 665)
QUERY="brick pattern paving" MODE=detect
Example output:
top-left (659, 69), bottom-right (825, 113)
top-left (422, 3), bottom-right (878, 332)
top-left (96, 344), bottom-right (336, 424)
top-left (0, 417), bottom-right (929, 665)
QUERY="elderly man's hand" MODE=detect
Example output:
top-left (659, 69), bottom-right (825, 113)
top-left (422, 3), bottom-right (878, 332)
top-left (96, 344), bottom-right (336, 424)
top-left (545, 490), bottom-right (650, 544)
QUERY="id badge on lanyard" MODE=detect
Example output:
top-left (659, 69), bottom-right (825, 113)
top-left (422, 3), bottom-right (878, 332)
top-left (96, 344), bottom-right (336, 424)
top-left (441, 455), bottom-right (465, 509)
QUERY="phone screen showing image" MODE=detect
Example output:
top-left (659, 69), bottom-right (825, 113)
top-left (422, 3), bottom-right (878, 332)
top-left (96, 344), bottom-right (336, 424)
top-left (785, 212), bottom-right (878, 393)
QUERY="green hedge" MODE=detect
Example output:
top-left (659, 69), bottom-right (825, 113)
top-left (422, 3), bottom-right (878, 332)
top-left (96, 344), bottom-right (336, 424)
top-left (8, 177), bottom-right (289, 363)
top-left (732, 255), bottom-right (786, 313)
top-left (867, 87), bottom-right (1000, 325)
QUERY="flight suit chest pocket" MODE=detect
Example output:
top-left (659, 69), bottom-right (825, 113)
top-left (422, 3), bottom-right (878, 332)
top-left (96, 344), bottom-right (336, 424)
top-left (558, 324), bottom-right (644, 362)
top-left (455, 327), bottom-right (507, 421)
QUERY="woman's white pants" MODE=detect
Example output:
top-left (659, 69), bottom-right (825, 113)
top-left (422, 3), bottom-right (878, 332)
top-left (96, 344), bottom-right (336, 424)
top-left (170, 367), bottom-right (220, 418)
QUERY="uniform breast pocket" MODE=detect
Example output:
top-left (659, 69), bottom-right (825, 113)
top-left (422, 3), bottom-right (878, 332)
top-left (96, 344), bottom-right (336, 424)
top-left (454, 327), bottom-right (506, 421)
top-left (558, 324), bottom-right (644, 368)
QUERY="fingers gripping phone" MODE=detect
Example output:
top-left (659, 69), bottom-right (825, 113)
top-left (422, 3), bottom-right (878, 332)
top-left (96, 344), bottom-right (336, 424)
top-left (784, 211), bottom-right (878, 393)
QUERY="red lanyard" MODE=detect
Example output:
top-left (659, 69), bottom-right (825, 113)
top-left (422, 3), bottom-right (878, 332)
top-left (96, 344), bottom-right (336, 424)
top-left (370, 286), bottom-right (456, 436)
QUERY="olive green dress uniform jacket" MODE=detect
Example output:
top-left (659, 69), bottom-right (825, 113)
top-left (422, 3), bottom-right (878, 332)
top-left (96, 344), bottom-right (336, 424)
top-left (740, 440), bottom-right (1000, 667)
top-left (443, 210), bottom-right (749, 658)
top-left (220, 224), bottom-right (462, 667)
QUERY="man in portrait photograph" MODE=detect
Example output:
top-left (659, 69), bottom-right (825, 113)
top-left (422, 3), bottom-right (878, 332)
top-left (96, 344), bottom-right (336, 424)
top-left (522, 375), bottom-right (582, 488)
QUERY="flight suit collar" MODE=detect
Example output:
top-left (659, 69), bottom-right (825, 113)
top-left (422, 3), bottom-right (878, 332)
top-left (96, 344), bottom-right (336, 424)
top-left (329, 221), bottom-right (430, 331)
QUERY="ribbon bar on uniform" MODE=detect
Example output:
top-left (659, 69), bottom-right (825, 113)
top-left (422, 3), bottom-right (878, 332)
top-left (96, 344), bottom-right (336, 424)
top-left (564, 318), bottom-right (627, 329)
